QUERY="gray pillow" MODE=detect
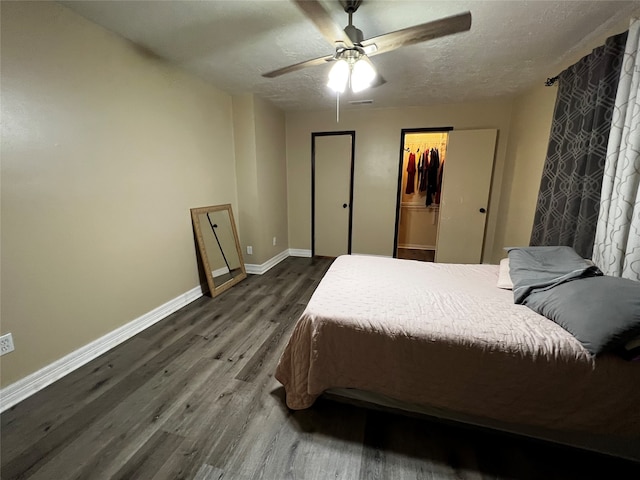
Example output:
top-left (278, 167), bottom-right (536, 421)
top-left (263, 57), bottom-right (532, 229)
top-left (524, 276), bottom-right (640, 356)
top-left (506, 246), bottom-right (601, 304)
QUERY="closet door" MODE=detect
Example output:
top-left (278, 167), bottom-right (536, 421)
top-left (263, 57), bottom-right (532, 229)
top-left (436, 129), bottom-right (497, 264)
top-left (313, 132), bottom-right (354, 257)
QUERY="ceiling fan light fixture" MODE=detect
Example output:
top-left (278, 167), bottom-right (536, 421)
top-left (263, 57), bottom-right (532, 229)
top-left (350, 57), bottom-right (376, 93)
top-left (327, 59), bottom-right (350, 93)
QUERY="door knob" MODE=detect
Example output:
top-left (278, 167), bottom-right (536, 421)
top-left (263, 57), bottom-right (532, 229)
top-left (343, 203), bottom-right (348, 208)
top-left (479, 208), bottom-right (486, 213)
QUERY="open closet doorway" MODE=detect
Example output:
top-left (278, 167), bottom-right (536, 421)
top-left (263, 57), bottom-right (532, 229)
top-left (394, 128), bottom-right (452, 262)
top-left (394, 128), bottom-right (498, 264)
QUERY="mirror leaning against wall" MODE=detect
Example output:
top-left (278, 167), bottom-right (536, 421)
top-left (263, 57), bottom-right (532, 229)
top-left (191, 204), bottom-right (246, 297)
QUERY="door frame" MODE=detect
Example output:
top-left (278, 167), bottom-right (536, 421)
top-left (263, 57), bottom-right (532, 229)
top-left (393, 127), bottom-right (453, 257)
top-left (311, 130), bottom-right (356, 256)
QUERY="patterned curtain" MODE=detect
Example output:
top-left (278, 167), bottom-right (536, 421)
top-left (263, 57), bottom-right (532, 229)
top-left (530, 32), bottom-right (627, 258)
top-left (593, 19), bottom-right (640, 281)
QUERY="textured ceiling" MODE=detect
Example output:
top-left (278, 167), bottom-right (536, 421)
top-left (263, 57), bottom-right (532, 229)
top-left (60, 0), bottom-right (638, 112)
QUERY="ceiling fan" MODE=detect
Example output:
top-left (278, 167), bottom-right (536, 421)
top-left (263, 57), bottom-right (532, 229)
top-left (263, 0), bottom-right (472, 93)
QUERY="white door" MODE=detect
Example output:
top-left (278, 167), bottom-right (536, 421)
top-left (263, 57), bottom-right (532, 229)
top-left (436, 129), bottom-right (497, 264)
top-left (314, 133), bottom-right (353, 257)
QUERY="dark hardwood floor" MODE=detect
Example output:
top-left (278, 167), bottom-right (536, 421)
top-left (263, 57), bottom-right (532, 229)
top-left (2, 256), bottom-right (639, 479)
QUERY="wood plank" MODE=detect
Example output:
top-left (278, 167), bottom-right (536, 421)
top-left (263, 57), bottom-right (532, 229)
top-left (0, 336), bottom-right (151, 463)
top-left (190, 464), bottom-right (226, 480)
top-left (22, 355), bottom-right (217, 480)
top-left (110, 430), bottom-right (186, 480)
top-left (231, 398), bottom-right (367, 480)
top-left (233, 302), bottom-right (304, 383)
top-left (1, 333), bottom-right (204, 479)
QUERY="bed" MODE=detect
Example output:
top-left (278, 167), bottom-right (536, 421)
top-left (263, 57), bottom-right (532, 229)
top-left (275, 253), bottom-right (640, 460)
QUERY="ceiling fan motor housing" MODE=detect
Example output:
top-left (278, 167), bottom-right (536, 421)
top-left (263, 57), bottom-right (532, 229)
top-left (340, 0), bottom-right (363, 14)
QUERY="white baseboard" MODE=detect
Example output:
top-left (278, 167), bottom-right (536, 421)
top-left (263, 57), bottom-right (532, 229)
top-left (288, 248), bottom-right (312, 257)
top-left (244, 249), bottom-right (290, 275)
top-left (0, 285), bottom-right (203, 413)
top-left (244, 248), bottom-right (313, 274)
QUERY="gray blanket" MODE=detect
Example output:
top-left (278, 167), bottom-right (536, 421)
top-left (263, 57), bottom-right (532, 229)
top-left (506, 246), bottom-right (602, 304)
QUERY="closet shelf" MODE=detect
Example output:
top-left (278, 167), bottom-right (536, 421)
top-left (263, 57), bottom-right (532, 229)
top-left (398, 244), bottom-right (437, 251)
top-left (400, 202), bottom-right (440, 210)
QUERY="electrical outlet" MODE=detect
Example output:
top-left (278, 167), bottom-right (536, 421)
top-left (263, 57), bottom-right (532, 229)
top-left (247, 245), bottom-right (253, 255)
top-left (273, 236), bottom-right (277, 246)
top-left (0, 333), bottom-right (15, 356)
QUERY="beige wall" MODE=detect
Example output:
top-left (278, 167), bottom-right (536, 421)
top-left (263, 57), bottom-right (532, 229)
top-left (232, 95), bottom-right (288, 265)
top-left (254, 96), bottom-right (289, 262)
top-left (233, 95), bottom-right (261, 261)
top-left (286, 101), bottom-right (514, 263)
top-left (0, 2), bottom-right (238, 386)
top-left (493, 86), bottom-right (557, 261)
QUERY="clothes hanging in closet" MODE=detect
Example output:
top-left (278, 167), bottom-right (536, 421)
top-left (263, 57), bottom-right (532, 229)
top-left (435, 158), bottom-right (445, 204)
top-left (426, 148), bottom-right (440, 206)
top-left (418, 150), bottom-right (428, 192)
top-left (405, 152), bottom-right (416, 194)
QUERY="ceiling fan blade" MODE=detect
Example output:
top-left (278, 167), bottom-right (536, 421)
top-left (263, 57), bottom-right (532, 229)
top-left (362, 11), bottom-right (471, 57)
top-left (262, 54), bottom-right (334, 78)
top-left (293, 0), bottom-right (354, 48)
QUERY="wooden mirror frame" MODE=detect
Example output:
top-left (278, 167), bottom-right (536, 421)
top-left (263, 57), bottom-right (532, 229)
top-left (191, 204), bottom-right (246, 297)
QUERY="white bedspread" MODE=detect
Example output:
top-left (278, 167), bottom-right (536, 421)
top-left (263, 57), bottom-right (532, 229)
top-left (275, 255), bottom-right (640, 436)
